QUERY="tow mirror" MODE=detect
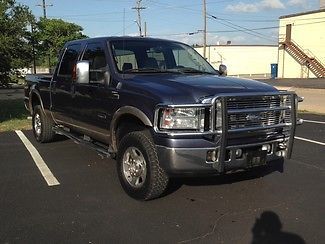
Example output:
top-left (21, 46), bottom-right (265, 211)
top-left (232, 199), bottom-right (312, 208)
top-left (76, 60), bottom-right (89, 84)
top-left (219, 64), bottom-right (227, 76)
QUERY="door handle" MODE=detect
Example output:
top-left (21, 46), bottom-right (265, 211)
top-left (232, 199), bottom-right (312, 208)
top-left (111, 91), bottom-right (119, 99)
top-left (97, 113), bottom-right (107, 119)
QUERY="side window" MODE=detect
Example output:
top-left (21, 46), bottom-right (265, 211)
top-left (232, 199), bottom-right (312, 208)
top-left (82, 42), bottom-right (107, 84)
top-left (58, 44), bottom-right (81, 77)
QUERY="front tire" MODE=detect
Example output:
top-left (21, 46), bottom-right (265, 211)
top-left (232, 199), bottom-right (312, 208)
top-left (117, 130), bottom-right (169, 200)
top-left (32, 105), bottom-right (55, 143)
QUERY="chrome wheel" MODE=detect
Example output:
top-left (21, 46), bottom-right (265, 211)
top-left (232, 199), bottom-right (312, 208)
top-left (122, 146), bottom-right (147, 188)
top-left (34, 113), bottom-right (42, 136)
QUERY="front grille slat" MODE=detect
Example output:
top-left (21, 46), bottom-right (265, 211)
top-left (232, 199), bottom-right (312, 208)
top-left (223, 95), bottom-right (292, 131)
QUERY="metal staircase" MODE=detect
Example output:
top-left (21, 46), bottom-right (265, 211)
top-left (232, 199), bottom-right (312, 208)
top-left (279, 39), bottom-right (325, 78)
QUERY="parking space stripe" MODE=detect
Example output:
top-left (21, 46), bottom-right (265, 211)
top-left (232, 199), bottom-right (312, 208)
top-left (303, 119), bottom-right (325, 125)
top-left (15, 130), bottom-right (60, 186)
top-left (295, 136), bottom-right (325, 146)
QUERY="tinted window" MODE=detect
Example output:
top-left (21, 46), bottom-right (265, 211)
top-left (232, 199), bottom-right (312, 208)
top-left (110, 40), bottom-right (216, 74)
top-left (172, 49), bottom-right (202, 70)
top-left (82, 43), bottom-right (107, 83)
top-left (112, 47), bottom-right (138, 72)
top-left (58, 44), bottom-right (81, 77)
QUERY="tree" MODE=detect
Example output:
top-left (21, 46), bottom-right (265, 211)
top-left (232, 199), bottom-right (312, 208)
top-left (35, 18), bottom-right (88, 67)
top-left (0, 0), bottom-right (34, 86)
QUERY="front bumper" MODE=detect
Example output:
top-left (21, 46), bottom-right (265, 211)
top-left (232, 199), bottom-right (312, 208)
top-left (154, 91), bottom-right (299, 176)
top-left (156, 138), bottom-right (286, 176)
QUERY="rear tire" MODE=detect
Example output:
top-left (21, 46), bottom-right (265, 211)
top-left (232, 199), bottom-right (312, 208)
top-left (32, 105), bottom-right (55, 143)
top-left (117, 130), bottom-right (169, 200)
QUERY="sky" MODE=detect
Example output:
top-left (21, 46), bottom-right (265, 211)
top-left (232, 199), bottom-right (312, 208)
top-left (18, 0), bottom-right (320, 45)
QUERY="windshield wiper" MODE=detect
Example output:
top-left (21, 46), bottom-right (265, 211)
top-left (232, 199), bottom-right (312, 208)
top-left (123, 68), bottom-right (180, 73)
top-left (169, 67), bottom-right (216, 75)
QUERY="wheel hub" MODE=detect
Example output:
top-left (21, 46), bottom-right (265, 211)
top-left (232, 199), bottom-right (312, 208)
top-left (122, 147), bottom-right (147, 188)
top-left (34, 113), bottom-right (41, 136)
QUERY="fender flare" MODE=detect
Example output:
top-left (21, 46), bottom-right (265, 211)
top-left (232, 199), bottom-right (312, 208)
top-left (110, 106), bottom-right (153, 151)
top-left (29, 87), bottom-right (44, 114)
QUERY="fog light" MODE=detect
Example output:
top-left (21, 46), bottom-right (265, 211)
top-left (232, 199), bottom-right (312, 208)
top-left (235, 148), bottom-right (243, 158)
top-left (206, 150), bottom-right (217, 162)
top-left (262, 144), bottom-right (272, 153)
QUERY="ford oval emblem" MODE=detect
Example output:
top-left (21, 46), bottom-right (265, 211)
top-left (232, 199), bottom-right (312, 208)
top-left (246, 114), bottom-right (260, 122)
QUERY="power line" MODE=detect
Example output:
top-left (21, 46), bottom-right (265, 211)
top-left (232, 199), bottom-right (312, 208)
top-left (208, 14), bottom-right (276, 42)
top-left (149, 19), bottom-right (325, 38)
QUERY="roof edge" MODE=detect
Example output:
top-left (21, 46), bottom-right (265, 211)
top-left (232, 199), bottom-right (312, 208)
top-left (279, 8), bottom-right (325, 19)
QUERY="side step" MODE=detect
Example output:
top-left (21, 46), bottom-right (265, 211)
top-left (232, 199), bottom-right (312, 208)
top-left (53, 126), bottom-right (115, 158)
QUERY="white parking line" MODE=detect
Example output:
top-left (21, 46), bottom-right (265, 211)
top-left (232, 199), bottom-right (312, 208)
top-left (15, 130), bottom-right (60, 186)
top-left (295, 136), bottom-right (325, 146)
top-left (303, 119), bottom-right (325, 125)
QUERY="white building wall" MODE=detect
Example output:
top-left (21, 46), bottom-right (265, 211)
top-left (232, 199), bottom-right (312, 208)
top-left (278, 10), bottom-right (325, 78)
top-left (195, 45), bottom-right (278, 78)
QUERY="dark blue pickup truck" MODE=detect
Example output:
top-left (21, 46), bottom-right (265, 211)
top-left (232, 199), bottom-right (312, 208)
top-left (25, 37), bottom-right (301, 200)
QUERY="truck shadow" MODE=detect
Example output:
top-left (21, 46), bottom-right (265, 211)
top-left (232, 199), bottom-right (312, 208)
top-left (251, 211), bottom-right (305, 244)
top-left (165, 159), bottom-right (284, 196)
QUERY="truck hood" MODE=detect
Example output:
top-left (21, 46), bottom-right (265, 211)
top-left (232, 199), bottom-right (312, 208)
top-left (124, 74), bottom-right (277, 104)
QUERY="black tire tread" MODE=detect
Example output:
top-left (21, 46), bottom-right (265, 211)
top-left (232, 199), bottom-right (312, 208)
top-left (33, 105), bottom-right (55, 143)
top-left (118, 130), bottom-right (169, 200)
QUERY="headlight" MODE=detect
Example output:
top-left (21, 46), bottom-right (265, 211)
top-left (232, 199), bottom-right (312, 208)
top-left (159, 107), bottom-right (205, 131)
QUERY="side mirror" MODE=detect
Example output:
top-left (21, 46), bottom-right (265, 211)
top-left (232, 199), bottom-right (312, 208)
top-left (219, 64), bottom-right (227, 76)
top-left (76, 61), bottom-right (89, 84)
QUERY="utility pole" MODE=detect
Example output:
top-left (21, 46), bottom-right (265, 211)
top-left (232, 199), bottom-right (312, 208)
top-left (31, 24), bottom-right (37, 74)
top-left (36, 0), bottom-right (53, 71)
top-left (144, 21), bottom-right (147, 37)
top-left (203, 0), bottom-right (207, 58)
top-left (36, 0), bottom-right (52, 18)
top-left (132, 0), bottom-right (146, 36)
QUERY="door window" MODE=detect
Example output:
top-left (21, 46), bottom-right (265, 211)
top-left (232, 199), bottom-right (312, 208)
top-left (58, 44), bottom-right (81, 78)
top-left (82, 43), bottom-right (107, 84)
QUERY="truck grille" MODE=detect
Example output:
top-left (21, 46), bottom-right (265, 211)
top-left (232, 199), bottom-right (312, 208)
top-left (222, 95), bottom-right (292, 132)
top-left (227, 96), bottom-right (282, 109)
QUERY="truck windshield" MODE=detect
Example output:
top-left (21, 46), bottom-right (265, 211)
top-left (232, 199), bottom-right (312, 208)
top-left (110, 40), bottom-right (217, 75)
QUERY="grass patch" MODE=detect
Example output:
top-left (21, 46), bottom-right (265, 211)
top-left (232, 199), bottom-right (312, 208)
top-left (0, 99), bottom-right (31, 132)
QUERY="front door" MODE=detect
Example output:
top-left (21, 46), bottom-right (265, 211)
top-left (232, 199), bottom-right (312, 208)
top-left (72, 41), bottom-right (114, 142)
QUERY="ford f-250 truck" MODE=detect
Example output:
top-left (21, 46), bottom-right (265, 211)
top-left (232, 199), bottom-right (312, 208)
top-left (25, 37), bottom-right (302, 200)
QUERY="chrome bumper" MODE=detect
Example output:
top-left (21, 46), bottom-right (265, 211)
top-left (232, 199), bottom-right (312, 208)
top-left (156, 138), bottom-right (286, 175)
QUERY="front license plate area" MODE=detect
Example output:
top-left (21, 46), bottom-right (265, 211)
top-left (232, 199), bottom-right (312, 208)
top-left (247, 150), bottom-right (267, 167)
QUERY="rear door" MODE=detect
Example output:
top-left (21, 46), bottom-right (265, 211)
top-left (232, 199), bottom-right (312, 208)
top-left (51, 43), bottom-right (82, 124)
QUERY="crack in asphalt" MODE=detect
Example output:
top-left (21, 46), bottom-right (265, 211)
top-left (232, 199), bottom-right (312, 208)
top-left (177, 202), bottom-right (286, 243)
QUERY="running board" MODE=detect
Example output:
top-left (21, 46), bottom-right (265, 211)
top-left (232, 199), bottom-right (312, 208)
top-left (53, 126), bottom-right (115, 158)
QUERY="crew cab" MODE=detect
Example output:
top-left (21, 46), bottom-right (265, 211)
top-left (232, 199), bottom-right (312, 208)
top-left (25, 37), bottom-right (302, 200)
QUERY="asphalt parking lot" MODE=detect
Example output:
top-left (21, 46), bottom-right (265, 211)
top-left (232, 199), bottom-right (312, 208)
top-left (0, 113), bottom-right (324, 243)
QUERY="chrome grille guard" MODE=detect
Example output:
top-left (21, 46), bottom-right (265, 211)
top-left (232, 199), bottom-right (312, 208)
top-left (209, 91), bottom-right (298, 172)
top-left (154, 91), bottom-right (302, 172)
